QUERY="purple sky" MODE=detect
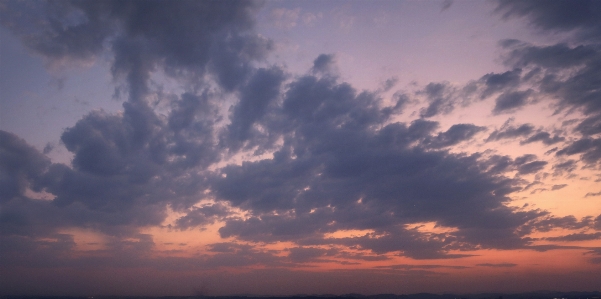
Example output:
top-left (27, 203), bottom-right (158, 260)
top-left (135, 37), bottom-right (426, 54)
top-left (1, 0), bottom-right (601, 296)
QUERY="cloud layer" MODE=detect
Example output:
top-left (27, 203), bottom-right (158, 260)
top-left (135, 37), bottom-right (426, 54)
top-left (1, 0), bottom-right (601, 295)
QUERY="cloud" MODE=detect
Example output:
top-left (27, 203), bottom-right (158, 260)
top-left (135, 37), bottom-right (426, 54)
top-left (476, 263), bottom-right (517, 268)
top-left (0, 0), bottom-right (269, 95)
top-left (287, 246), bottom-right (336, 263)
top-left (517, 160), bottom-right (548, 175)
top-left (311, 54), bottom-right (338, 75)
top-left (175, 203), bottom-right (232, 229)
top-left (557, 138), bottom-right (601, 166)
top-left (376, 264), bottom-right (468, 270)
top-left (2, 1), bottom-right (601, 287)
top-left (552, 159), bottom-right (578, 175)
top-left (485, 118), bottom-right (564, 147)
top-left (426, 124), bottom-right (486, 148)
top-left (544, 232), bottom-right (601, 242)
top-left (0, 131), bottom-right (51, 203)
top-left (493, 90), bottom-right (532, 114)
top-left (486, 121), bottom-right (534, 142)
top-left (418, 82), bottom-right (457, 118)
top-left (223, 66), bottom-right (287, 150)
top-left (525, 215), bottom-right (593, 234)
top-left (585, 191), bottom-right (601, 198)
top-left (440, 0), bottom-right (453, 12)
top-left (479, 69), bottom-right (522, 99)
top-left (495, 0), bottom-right (601, 42)
top-left (496, 39), bottom-right (601, 167)
top-left (209, 70), bottom-right (544, 258)
top-left (520, 131), bottom-right (565, 145)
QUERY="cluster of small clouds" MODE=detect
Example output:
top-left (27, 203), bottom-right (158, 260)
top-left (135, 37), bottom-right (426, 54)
top-left (1, 0), bottom-right (601, 278)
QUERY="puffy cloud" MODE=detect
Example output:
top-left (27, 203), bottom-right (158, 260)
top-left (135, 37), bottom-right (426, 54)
top-left (0, 0), bottom-right (269, 96)
top-left (311, 54), bottom-right (338, 75)
top-left (0, 131), bottom-right (51, 203)
top-left (223, 66), bottom-right (287, 150)
top-left (2, 0), bottom-right (601, 284)
top-left (209, 72), bottom-right (542, 258)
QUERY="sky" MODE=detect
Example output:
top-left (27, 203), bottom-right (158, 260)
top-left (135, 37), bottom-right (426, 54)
top-left (1, 0), bottom-right (601, 296)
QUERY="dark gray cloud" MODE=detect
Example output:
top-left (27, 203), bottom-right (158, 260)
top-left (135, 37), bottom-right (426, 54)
top-left (499, 42), bottom-right (601, 115)
top-left (0, 0), bottom-right (272, 246)
top-left (486, 121), bottom-right (534, 142)
top-left (493, 90), bottom-right (532, 114)
top-left (485, 119), bottom-right (564, 146)
top-left (494, 0), bottom-right (601, 169)
top-left (311, 54), bottom-right (337, 75)
top-left (520, 131), bottom-right (565, 145)
top-left (419, 82), bottom-right (457, 118)
top-left (0, 0), bottom-right (269, 96)
top-left (426, 124), bottom-right (486, 148)
top-left (1, 91), bottom-right (221, 242)
top-left (480, 155), bottom-right (513, 175)
top-left (479, 69), bottom-right (522, 98)
top-left (576, 114), bottom-right (601, 136)
top-left (517, 160), bottom-right (548, 175)
top-left (0, 0), bottom-right (268, 244)
top-left (514, 154), bottom-right (536, 166)
top-left (556, 138), bottom-right (601, 166)
top-left (495, 0), bottom-right (601, 42)
top-left (0, 131), bottom-right (51, 203)
top-left (497, 39), bottom-right (601, 166)
top-left (223, 66), bottom-right (287, 150)
top-left (207, 72), bottom-right (543, 259)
